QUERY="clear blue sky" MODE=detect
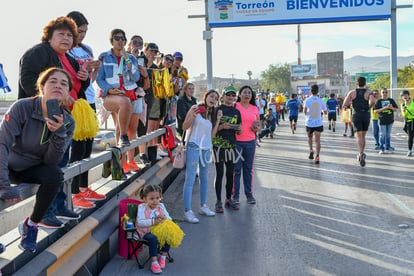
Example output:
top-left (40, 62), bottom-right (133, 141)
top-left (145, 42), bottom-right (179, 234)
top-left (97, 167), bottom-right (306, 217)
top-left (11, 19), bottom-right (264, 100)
top-left (1, 0), bottom-right (413, 97)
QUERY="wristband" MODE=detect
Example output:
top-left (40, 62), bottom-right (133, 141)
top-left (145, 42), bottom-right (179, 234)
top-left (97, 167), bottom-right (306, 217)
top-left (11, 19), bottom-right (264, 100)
top-left (125, 58), bottom-right (131, 64)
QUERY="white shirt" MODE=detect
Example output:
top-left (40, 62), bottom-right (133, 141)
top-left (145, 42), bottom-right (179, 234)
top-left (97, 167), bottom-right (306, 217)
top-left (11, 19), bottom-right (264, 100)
top-left (186, 114), bottom-right (212, 150)
top-left (304, 96), bottom-right (327, 127)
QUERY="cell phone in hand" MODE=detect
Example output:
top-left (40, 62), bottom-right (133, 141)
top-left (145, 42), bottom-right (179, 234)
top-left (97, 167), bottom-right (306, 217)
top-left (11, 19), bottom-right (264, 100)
top-left (137, 57), bottom-right (145, 67)
top-left (197, 106), bottom-right (206, 114)
top-left (229, 124), bottom-right (240, 130)
top-left (46, 99), bottom-right (61, 122)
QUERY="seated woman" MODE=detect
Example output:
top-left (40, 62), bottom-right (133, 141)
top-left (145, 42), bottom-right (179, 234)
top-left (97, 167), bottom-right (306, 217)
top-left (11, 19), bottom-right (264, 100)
top-left (96, 29), bottom-right (140, 147)
top-left (0, 67), bottom-right (75, 252)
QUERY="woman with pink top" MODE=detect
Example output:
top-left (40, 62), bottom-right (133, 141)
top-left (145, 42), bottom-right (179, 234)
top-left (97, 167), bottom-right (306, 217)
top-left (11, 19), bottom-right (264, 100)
top-left (233, 85), bottom-right (260, 208)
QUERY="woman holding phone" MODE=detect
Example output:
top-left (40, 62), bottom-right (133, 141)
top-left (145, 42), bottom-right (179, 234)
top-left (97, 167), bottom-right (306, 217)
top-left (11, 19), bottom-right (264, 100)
top-left (96, 29), bottom-right (140, 148)
top-left (66, 11), bottom-right (106, 209)
top-left (182, 89), bottom-right (222, 223)
top-left (0, 67), bottom-right (74, 252)
top-left (233, 85), bottom-right (260, 208)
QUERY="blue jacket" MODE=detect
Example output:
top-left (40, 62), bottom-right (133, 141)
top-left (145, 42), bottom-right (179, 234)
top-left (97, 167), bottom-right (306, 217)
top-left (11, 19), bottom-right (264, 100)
top-left (96, 50), bottom-right (140, 97)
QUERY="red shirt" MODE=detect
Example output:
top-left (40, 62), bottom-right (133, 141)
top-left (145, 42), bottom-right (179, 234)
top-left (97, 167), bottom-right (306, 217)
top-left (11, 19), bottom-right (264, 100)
top-left (58, 53), bottom-right (81, 101)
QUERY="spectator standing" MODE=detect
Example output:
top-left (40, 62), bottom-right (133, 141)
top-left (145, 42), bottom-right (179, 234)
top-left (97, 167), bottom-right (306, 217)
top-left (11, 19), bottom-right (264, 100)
top-left (374, 88), bottom-right (398, 154)
top-left (304, 84), bottom-right (327, 164)
top-left (0, 67), bottom-right (74, 252)
top-left (370, 90), bottom-right (380, 149)
top-left (176, 82), bottom-right (197, 139)
top-left (67, 11), bottom-right (106, 209)
top-left (400, 90), bottom-right (414, 157)
top-left (182, 90), bottom-right (221, 223)
top-left (234, 85), bottom-right (260, 207)
top-left (212, 86), bottom-right (242, 212)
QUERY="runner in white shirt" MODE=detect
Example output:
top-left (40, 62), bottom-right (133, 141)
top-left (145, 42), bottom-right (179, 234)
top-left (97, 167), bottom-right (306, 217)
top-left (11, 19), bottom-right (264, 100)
top-left (304, 84), bottom-right (327, 164)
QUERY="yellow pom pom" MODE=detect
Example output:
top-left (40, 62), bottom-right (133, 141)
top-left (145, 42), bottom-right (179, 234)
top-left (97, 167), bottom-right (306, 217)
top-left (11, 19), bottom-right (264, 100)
top-left (150, 220), bottom-right (184, 248)
top-left (72, 99), bottom-right (99, 141)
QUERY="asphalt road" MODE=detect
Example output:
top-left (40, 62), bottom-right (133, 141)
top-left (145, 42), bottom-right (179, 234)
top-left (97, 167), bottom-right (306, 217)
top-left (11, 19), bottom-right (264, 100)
top-left (101, 113), bottom-right (414, 276)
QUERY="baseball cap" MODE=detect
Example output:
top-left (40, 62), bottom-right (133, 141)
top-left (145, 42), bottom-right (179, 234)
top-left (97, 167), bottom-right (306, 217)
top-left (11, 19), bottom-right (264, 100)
top-left (224, 86), bottom-right (237, 95)
top-left (400, 90), bottom-right (410, 96)
top-left (173, 51), bottom-right (183, 60)
top-left (146, 43), bottom-right (159, 52)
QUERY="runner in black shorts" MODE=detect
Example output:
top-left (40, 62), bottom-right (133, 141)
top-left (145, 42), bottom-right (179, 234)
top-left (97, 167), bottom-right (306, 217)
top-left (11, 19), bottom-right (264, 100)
top-left (343, 77), bottom-right (376, 167)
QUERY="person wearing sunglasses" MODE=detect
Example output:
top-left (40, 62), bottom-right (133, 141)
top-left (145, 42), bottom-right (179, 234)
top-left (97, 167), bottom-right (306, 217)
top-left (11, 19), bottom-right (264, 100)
top-left (374, 87), bottom-right (398, 154)
top-left (212, 86), bottom-right (242, 213)
top-left (0, 67), bottom-right (75, 252)
top-left (96, 29), bottom-right (140, 148)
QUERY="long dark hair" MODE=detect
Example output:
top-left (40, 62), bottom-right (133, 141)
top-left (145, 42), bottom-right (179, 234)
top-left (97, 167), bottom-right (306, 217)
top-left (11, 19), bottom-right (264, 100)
top-left (201, 89), bottom-right (219, 126)
top-left (237, 85), bottom-right (256, 106)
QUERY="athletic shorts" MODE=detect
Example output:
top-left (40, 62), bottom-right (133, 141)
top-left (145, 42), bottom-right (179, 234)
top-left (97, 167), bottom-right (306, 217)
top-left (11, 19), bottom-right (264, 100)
top-left (149, 97), bottom-right (161, 120)
top-left (289, 115), bottom-right (298, 123)
top-left (328, 113), bottom-right (337, 121)
top-left (132, 98), bottom-right (143, 114)
top-left (306, 126), bottom-right (324, 134)
top-left (352, 111), bottom-right (370, 132)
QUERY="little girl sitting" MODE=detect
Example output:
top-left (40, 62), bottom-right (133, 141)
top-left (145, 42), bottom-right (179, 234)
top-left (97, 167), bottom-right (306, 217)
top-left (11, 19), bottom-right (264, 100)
top-left (136, 184), bottom-right (172, 274)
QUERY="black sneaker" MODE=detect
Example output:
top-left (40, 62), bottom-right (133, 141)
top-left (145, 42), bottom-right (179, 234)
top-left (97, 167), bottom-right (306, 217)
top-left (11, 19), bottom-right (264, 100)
top-left (18, 217), bottom-right (38, 253)
top-left (119, 134), bottom-right (130, 147)
top-left (332, 127), bottom-right (335, 132)
top-left (38, 215), bottom-right (64, 229)
top-left (328, 124), bottom-right (331, 130)
top-left (246, 195), bottom-right (257, 204)
top-left (232, 196), bottom-right (240, 204)
top-left (309, 150), bottom-right (314, 160)
top-left (215, 201), bottom-right (224, 213)
top-left (140, 153), bottom-right (150, 165)
top-left (56, 208), bottom-right (81, 220)
top-left (359, 152), bottom-right (366, 167)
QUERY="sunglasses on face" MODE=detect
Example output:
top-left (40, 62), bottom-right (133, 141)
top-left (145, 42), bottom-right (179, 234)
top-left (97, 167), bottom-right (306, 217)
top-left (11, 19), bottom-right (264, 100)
top-left (113, 36), bottom-right (126, 42)
top-left (165, 57), bottom-right (174, 63)
top-left (225, 93), bottom-right (236, 97)
top-left (132, 40), bottom-right (143, 46)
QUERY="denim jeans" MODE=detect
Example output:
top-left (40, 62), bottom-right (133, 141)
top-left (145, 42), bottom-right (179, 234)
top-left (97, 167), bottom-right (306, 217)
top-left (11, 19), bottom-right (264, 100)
top-left (183, 142), bottom-right (211, 211)
top-left (372, 119), bottom-right (379, 145)
top-left (379, 123), bottom-right (393, 150)
top-left (143, 232), bottom-right (170, 257)
top-left (233, 140), bottom-right (256, 198)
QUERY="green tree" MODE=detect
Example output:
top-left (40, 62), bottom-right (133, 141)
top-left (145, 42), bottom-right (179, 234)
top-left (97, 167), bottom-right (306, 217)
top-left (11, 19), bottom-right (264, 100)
top-left (370, 65), bottom-right (414, 90)
top-left (260, 63), bottom-right (291, 92)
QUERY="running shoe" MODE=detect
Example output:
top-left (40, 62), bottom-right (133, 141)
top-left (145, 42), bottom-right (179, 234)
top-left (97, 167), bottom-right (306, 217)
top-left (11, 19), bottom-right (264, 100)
top-left (150, 262), bottom-right (162, 274)
top-left (79, 188), bottom-right (106, 201)
top-left (119, 135), bottom-right (130, 147)
top-left (332, 127), bottom-right (335, 132)
top-left (56, 208), bottom-right (81, 220)
top-left (158, 256), bottom-right (167, 269)
top-left (72, 194), bottom-right (95, 209)
top-left (309, 150), bottom-right (314, 160)
top-left (375, 144), bottom-right (380, 150)
top-left (359, 152), bottom-right (366, 167)
top-left (407, 150), bottom-right (412, 157)
top-left (199, 205), bottom-right (215, 216)
top-left (128, 160), bottom-right (140, 172)
top-left (246, 195), bottom-right (257, 204)
top-left (184, 210), bottom-right (199, 223)
top-left (328, 124), bottom-right (331, 130)
top-left (18, 217), bottom-right (38, 253)
top-left (215, 201), bottom-right (224, 213)
top-left (38, 215), bottom-right (64, 229)
top-left (314, 156), bottom-right (320, 164)
top-left (123, 162), bottom-right (131, 174)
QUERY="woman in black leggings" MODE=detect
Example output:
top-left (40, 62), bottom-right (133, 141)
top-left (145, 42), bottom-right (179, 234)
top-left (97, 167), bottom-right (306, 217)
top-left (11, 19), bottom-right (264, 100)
top-left (401, 90), bottom-right (414, 157)
top-left (213, 86), bottom-right (242, 212)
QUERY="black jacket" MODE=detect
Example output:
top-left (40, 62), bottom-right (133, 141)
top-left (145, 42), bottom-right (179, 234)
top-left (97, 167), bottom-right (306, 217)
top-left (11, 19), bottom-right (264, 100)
top-left (176, 95), bottom-right (197, 135)
top-left (18, 43), bottom-right (89, 99)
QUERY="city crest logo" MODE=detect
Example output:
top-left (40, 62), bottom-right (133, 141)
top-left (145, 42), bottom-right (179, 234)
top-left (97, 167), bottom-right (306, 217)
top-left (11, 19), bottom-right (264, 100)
top-left (214, 0), bottom-right (234, 20)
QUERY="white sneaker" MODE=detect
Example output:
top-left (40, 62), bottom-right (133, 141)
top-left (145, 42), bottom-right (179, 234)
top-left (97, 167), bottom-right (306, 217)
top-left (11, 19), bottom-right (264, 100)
top-left (184, 210), bottom-right (199, 223)
top-left (379, 150), bottom-right (384, 154)
top-left (199, 205), bottom-right (215, 217)
top-left (158, 149), bottom-right (169, 157)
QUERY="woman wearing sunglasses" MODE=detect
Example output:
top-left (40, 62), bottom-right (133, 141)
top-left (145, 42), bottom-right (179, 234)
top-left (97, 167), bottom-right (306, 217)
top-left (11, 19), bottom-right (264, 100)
top-left (0, 67), bottom-right (75, 252)
top-left (96, 29), bottom-right (140, 148)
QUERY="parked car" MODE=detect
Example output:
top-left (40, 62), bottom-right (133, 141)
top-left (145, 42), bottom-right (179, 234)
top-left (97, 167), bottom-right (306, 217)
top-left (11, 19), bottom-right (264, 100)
top-left (93, 130), bottom-right (116, 151)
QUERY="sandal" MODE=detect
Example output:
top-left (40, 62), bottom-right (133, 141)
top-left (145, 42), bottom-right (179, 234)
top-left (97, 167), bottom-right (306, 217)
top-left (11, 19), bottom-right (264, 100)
top-left (0, 186), bottom-right (22, 203)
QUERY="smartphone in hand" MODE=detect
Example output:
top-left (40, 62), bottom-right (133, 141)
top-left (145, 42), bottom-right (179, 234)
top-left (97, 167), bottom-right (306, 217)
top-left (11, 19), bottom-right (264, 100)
top-left (137, 57), bottom-right (145, 67)
top-left (197, 106), bottom-right (206, 114)
top-left (46, 99), bottom-right (61, 122)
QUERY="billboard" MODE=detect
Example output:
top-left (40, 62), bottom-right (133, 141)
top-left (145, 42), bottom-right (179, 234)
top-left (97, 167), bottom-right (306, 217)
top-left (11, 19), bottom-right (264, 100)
top-left (351, 72), bottom-right (388, 83)
top-left (208, 0), bottom-right (391, 28)
top-left (317, 51), bottom-right (344, 76)
top-left (291, 64), bottom-right (316, 78)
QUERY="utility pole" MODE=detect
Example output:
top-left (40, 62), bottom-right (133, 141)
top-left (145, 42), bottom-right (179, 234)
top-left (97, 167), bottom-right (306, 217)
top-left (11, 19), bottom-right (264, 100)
top-left (296, 24), bottom-right (301, 65)
top-left (188, 0), bottom-right (213, 89)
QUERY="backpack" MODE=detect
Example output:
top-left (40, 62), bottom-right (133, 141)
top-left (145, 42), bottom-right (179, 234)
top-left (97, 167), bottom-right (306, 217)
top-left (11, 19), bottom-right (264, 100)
top-left (152, 68), bottom-right (174, 99)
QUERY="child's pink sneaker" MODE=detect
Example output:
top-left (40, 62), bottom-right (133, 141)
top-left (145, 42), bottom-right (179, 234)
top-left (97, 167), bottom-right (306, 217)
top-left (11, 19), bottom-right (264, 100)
top-left (158, 256), bottom-right (166, 269)
top-left (150, 262), bottom-right (162, 274)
